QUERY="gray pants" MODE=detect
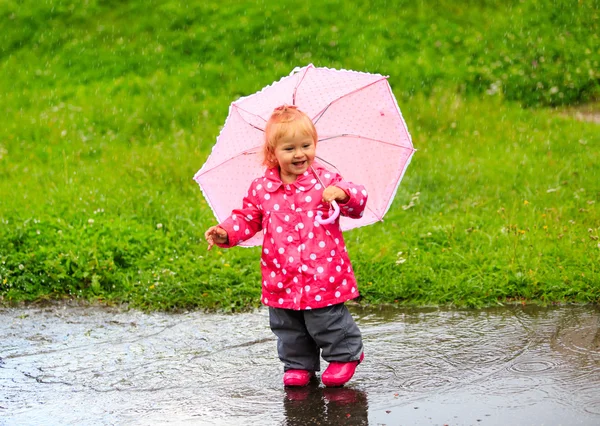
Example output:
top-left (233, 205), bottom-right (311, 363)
top-left (269, 304), bottom-right (363, 372)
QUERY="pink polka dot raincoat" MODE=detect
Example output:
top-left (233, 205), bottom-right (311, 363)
top-left (217, 164), bottom-right (368, 310)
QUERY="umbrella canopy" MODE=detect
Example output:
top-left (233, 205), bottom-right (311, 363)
top-left (194, 64), bottom-right (415, 246)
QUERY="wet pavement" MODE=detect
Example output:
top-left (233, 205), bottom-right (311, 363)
top-left (1, 304), bottom-right (599, 425)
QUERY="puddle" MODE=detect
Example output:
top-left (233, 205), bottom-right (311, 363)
top-left (1, 304), bottom-right (599, 425)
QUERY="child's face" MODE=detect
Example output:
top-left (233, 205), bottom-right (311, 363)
top-left (274, 133), bottom-right (316, 183)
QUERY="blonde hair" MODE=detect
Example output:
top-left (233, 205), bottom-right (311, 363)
top-left (262, 105), bottom-right (317, 169)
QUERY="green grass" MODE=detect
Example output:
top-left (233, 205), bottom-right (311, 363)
top-left (0, 0), bottom-right (599, 311)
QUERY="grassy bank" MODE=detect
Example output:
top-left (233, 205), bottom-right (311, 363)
top-left (0, 0), bottom-right (599, 311)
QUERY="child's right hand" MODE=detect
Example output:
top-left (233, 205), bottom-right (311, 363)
top-left (204, 226), bottom-right (229, 251)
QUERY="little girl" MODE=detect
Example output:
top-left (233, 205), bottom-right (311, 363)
top-left (204, 105), bottom-right (367, 387)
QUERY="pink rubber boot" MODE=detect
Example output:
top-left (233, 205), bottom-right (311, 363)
top-left (283, 369), bottom-right (314, 387)
top-left (321, 353), bottom-right (364, 387)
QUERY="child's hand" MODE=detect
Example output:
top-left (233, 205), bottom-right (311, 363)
top-left (204, 226), bottom-right (229, 251)
top-left (322, 186), bottom-right (349, 204)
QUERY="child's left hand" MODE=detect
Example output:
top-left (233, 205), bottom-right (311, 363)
top-left (322, 186), bottom-right (349, 204)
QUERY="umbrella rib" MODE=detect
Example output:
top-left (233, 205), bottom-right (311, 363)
top-left (195, 147), bottom-right (262, 177)
top-left (232, 104), bottom-right (267, 132)
top-left (318, 134), bottom-right (415, 151)
top-left (312, 76), bottom-right (389, 125)
top-left (292, 65), bottom-right (313, 106)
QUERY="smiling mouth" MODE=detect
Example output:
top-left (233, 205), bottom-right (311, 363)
top-left (292, 160), bottom-right (307, 167)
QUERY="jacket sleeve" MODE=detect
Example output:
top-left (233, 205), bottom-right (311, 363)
top-left (330, 174), bottom-right (368, 220)
top-left (216, 184), bottom-right (263, 248)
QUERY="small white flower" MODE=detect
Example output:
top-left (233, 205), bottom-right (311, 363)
top-left (156, 223), bottom-right (163, 229)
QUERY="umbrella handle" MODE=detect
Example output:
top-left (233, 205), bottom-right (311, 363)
top-left (316, 200), bottom-right (340, 225)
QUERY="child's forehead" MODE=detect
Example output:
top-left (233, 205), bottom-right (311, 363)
top-left (277, 132), bottom-right (314, 145)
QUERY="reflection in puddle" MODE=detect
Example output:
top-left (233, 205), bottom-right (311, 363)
top-left (1, 305), bottom-right (599, 425)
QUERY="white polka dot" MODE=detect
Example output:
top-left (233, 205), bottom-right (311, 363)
top-left (233, 225), bottom-right (240, 231)
top-left (351, 287), bottom-right (356, 293)
top-left (276, 226), bottom-right (283, 233)
top-left (329, 277), bottom-right (335, 283)
top-left (305, 196), bottom-right (312, 202)
top-left (282, 268), bottom-right (287, 275)
top-left (315, 295), bottom-right (322, 301)
top-left (278, 248), bottom-right (285, 254)
top-left (264, 298), bottom-right (268, 303)
top-left (267, 182), bottom-right (273, 188)
top-left (252, 190), bottom-right (256, 196)
top-left (336, 266), bottom-right (342, 272)
top-left (307, 211), bottom-right (314, 218)
top-left (274, 204), bottom-right (280, 211)
top-left (314, 222), bottom-right (320, 227)
top-left (264, 248), bottom-right (269, 254)
top-left (305, 285), bottom-right (310, 292)
top-left (270, 271), bottom-right (275, 278)
top-left (293, 277), bottom-right (299, 283)
top-left (289, 256), bottom-right (294, 263)
top-left (287, 236), bottom-right (293, 242)
top-left (310, 253), bottom-right (317, 260)
top-left (318, 241), bottom-right (326, 248)
top-left (351, 188), bottom-right (358, 194)
top-left (279, 298), bottom-right (284, 304)
top-left (335, 291), bottom-right (341, 298)
top-left (277, 282), bottom-right (283, 288)
top-left (302, 265), bottom-right (308, 271)
top-left (361, 189), bottom-right (367, 196)
top-left (256, 184), bottom-right (262, 190)
top-left (325, 173), bottom-right (331, 178)
top-left (284, 215), bottom-right (290, 221)
top-left (298, 223), bottom-right (304, 229)
top-left (245, 229), bottom-right (250, 235)
top-left (315, 184), bottom-right (322, 190)
top-left (308, 232), bottom-right (314, 239)
top-left (342, 279), bottom-right (347, 285)
top-left (286, 288), bottom-right (291, 294)
top-left (232, 214), bottom-right (237, 219)
top-left (330, 250), bottom-right (335, 256)
top-left (335, 238), bottom-right (340, 244)
top-left (327, 257), bottom-right (333, 262)
top-left (360, 200), bottom-right (364, 205)
top-left (271, 238), bottom-right (275, 244)
top-left (264, 194), bottom-right (270, 200)
top-left (317, 266), bottom-right (324, 273)
top-left (311, 179), bottom-right (317, 184)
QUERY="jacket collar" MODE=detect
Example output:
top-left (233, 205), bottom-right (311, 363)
top-left (262, 165), bottom-right (322, 193)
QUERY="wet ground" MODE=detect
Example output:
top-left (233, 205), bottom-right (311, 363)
top-left (1, 304), bottom-right (599, 426)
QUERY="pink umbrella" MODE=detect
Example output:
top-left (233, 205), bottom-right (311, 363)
top-left (194, 64), bottom-right (415, 247)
